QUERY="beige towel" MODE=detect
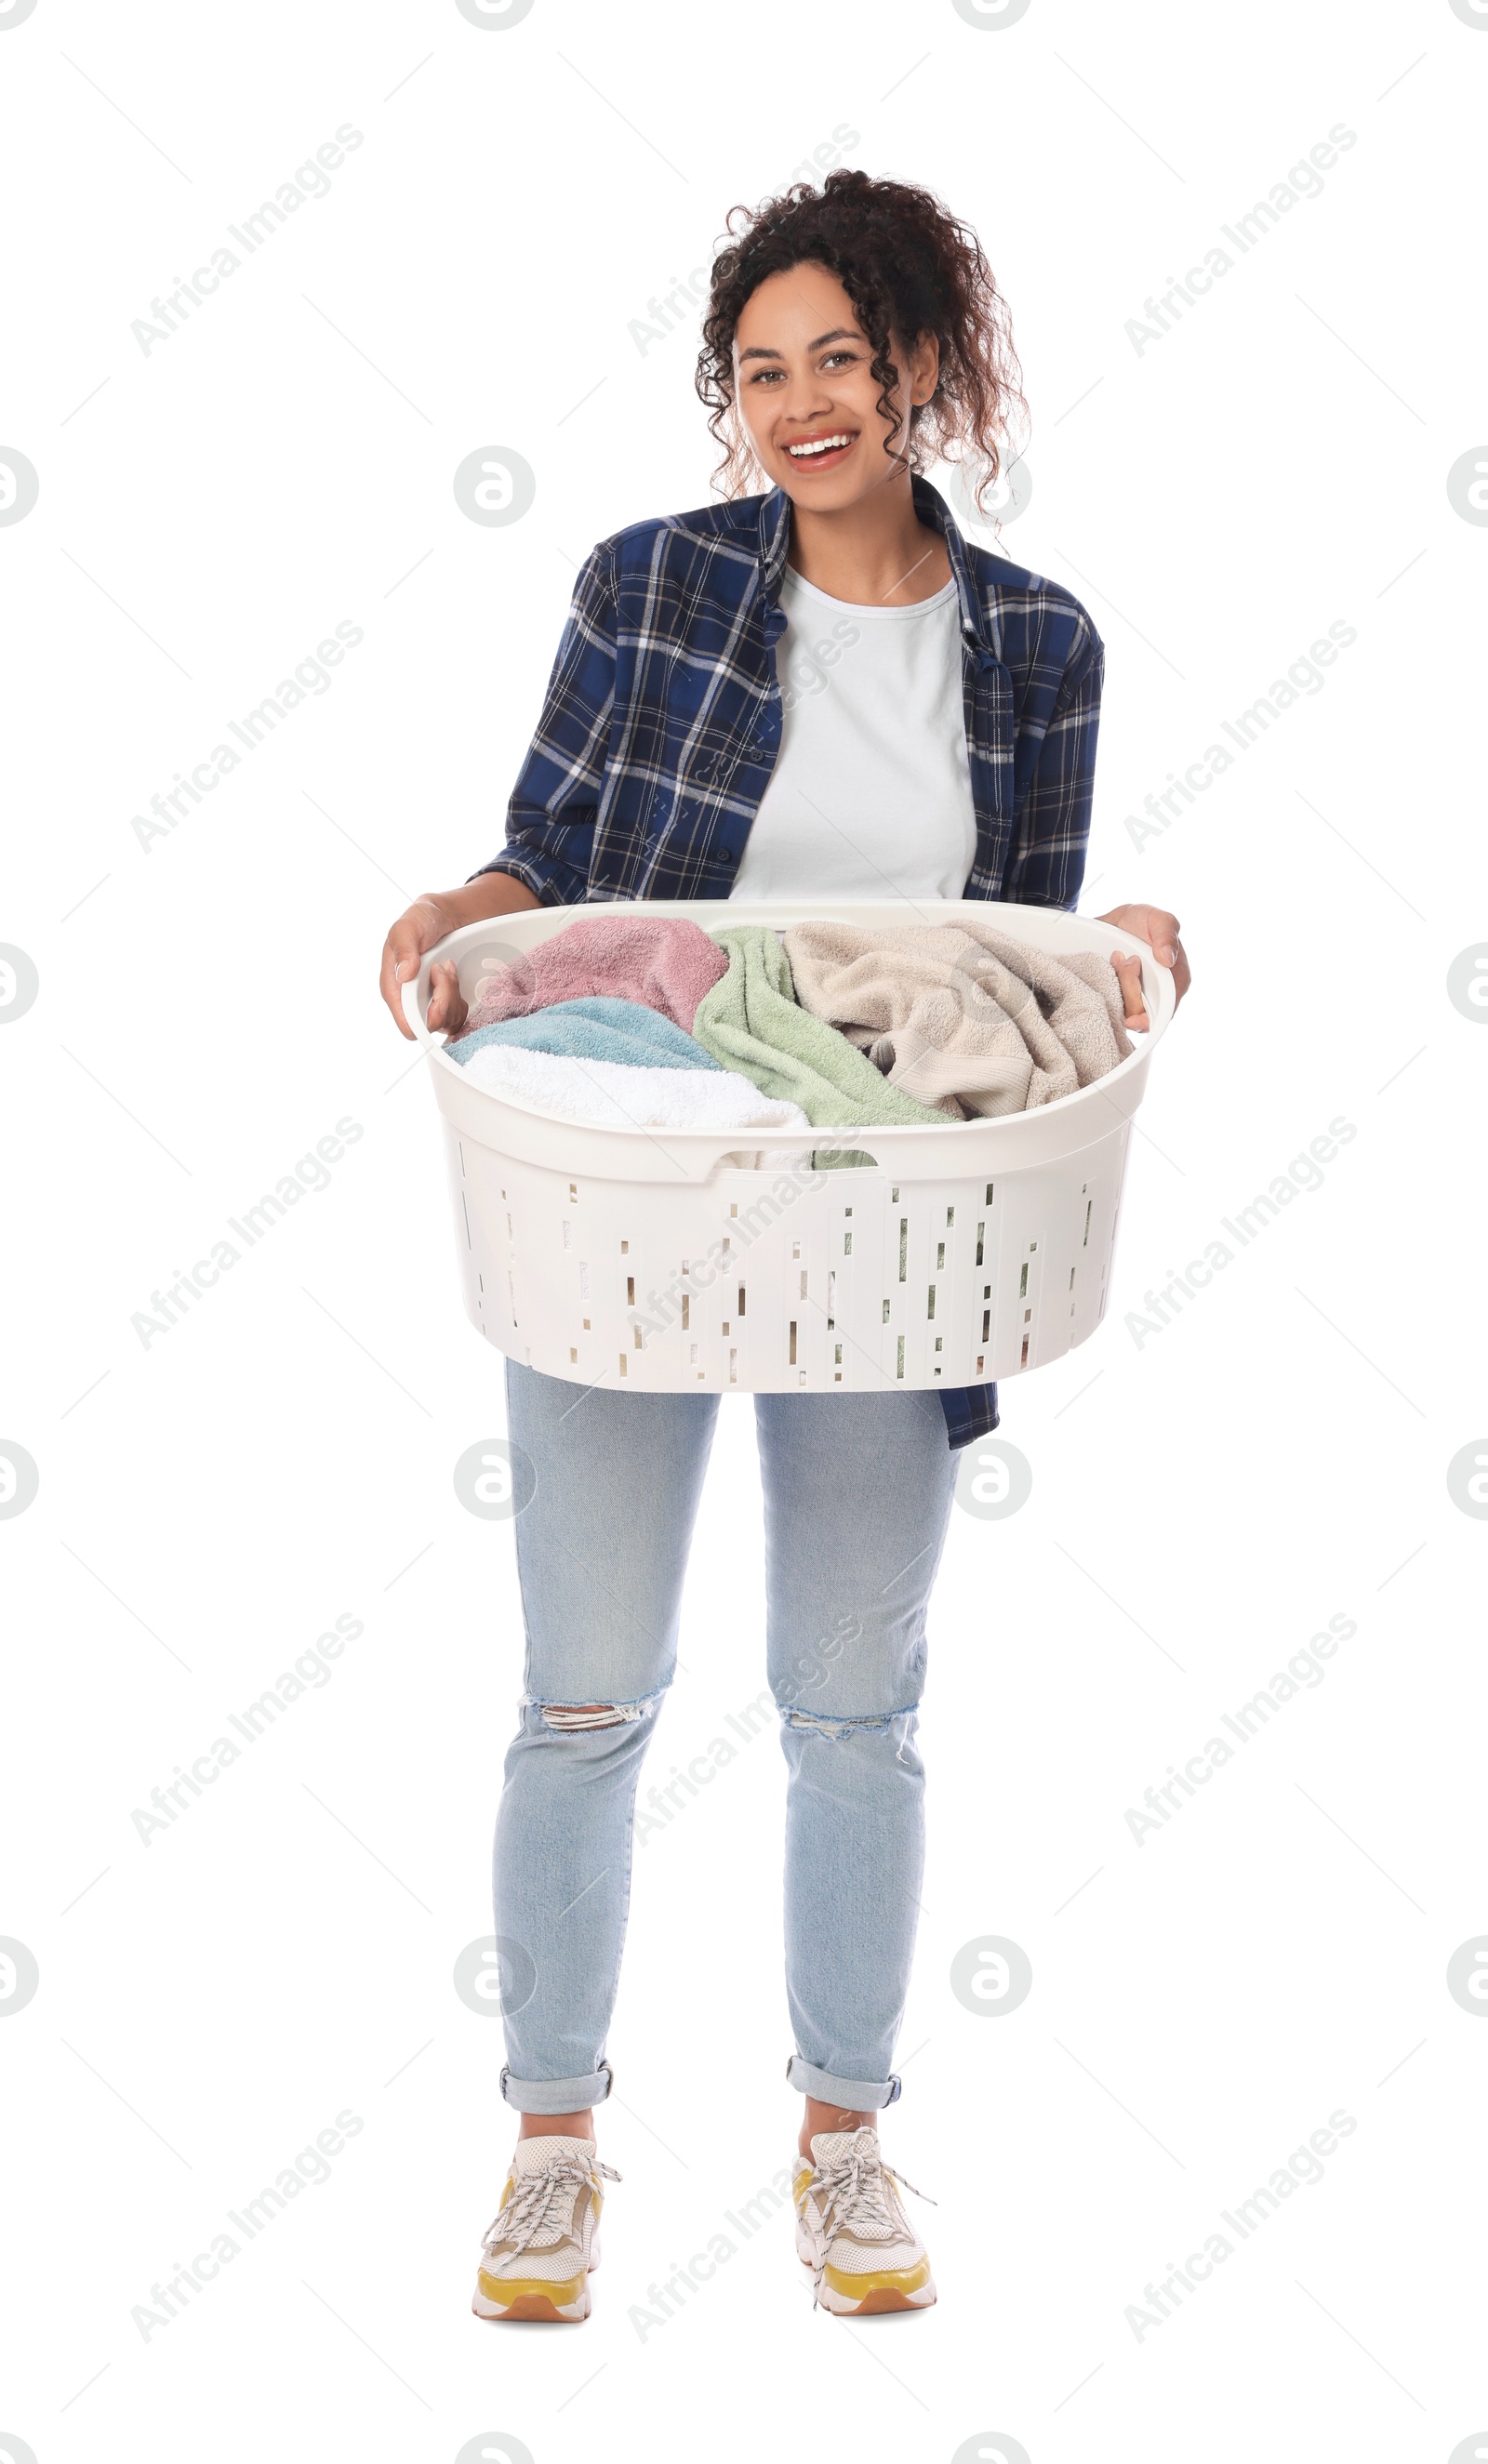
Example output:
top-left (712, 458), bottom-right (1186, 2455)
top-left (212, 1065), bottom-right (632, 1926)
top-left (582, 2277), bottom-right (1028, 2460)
top-left (781, 920), bottom-right (1134, 1119)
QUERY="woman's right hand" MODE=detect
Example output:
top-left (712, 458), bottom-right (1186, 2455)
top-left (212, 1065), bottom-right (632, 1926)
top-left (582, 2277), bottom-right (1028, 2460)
top-left (379, 875), bottom-right (543, 1040)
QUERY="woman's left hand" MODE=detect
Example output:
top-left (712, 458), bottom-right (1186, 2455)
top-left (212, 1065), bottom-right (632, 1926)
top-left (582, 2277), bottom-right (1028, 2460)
top-left (1096, 904), bottom-right (1190, 1031)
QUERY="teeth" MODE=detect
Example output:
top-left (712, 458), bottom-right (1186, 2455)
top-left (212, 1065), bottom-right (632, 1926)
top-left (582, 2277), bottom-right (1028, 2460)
top-left (788, 434), bottom-right (853, 457)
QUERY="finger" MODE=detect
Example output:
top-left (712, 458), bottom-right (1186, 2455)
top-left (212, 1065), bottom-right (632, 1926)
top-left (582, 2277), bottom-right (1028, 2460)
top-left (431, 960), bottom-right (465, 1029)
top-left (1109, 949), bottom-right (1147, 1023)
top-left (382, 901), bottom-right (449, 1036)
top-left (1148, 910), bottom-right (1181, 966)
top-left (1109, 949), bottom-right (1149, 1030)
top-left (427, 960), bottom-right (469, 1035)
top-left (380, 931), bottom-right (422, 1039)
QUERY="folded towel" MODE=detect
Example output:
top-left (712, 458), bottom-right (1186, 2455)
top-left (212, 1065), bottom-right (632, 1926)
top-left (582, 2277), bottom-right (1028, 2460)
top-left (462, 914), bottom-right (730, 1035)
top-left (447, 997), bottom-right (722, 1072)
top-left (782, 921), bottom-right (1133, 1119)
top-left (691, 927), bottom-right (947, 1131)
top-left (453, 1042), bottom-right (814, 1133)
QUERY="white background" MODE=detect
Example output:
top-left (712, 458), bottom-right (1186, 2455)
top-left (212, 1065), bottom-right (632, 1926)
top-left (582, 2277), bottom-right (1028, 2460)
top-left (3, 2), bottom-right (1486, 2458)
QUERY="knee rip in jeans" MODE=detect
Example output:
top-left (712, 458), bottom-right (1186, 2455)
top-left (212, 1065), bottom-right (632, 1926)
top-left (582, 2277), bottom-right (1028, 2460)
top-left (533, 1697), bottom-right (653, 1734)
top-left (780, 1707), bottom-right (898, 1740)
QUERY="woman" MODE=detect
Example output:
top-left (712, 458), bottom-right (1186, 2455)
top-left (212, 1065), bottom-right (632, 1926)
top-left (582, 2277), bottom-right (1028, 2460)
top-left (380, 169), bottom-right (1189, 2324)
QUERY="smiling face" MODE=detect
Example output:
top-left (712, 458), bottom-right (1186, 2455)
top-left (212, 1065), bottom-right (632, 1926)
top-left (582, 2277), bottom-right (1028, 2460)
top-left (732, 260), bottom-right (939, 512)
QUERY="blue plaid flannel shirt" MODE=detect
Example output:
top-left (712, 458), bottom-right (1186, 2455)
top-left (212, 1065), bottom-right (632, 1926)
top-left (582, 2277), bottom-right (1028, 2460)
top-left (479, 474), bottom-right (1105, 1451)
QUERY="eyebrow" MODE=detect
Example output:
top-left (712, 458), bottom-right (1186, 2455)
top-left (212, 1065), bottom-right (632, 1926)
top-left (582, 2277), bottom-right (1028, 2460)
top-left (737, 326), bottom-right (861, 364)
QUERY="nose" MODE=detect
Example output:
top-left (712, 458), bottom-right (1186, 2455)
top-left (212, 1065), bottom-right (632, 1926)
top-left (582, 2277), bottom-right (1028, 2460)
top-left (779, 369), bottom-right (836, 425)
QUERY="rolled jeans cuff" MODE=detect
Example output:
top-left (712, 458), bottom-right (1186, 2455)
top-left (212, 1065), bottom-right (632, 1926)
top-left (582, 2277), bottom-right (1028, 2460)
top-left (500, 2061), bottom-right (613, 2113)
top-left (786, 2055), bottom-right (901, 2109)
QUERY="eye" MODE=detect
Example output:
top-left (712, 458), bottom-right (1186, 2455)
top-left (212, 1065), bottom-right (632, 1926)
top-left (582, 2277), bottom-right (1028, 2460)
top-left (749, 367), bottom-right (787, 385)
top-left (820, 351), bottom-right (858, 369)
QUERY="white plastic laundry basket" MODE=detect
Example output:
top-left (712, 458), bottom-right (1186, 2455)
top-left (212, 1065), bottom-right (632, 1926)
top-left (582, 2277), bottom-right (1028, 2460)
top-left (403, 899), bottom-right (1176, 1396)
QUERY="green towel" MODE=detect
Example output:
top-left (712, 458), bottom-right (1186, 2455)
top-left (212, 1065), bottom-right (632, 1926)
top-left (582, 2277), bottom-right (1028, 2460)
top-left (693, 927), bottom-right (947, 1133)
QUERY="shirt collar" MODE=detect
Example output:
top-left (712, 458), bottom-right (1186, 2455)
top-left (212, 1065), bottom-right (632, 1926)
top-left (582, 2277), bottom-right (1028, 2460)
top-left (756, 470), bottom-right (994, 656)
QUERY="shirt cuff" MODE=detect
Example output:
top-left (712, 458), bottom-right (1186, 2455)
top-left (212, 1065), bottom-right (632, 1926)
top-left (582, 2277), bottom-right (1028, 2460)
top-left (469, 853), bottom-right (563, 904)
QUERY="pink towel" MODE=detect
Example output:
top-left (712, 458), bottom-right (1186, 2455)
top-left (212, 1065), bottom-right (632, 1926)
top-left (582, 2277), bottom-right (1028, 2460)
top-left (463, 914), bottom-right (729, 1035)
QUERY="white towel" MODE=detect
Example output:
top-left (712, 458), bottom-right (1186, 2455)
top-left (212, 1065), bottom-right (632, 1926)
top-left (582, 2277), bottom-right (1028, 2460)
top-left (455, 1041), bottom-right (815, 1135)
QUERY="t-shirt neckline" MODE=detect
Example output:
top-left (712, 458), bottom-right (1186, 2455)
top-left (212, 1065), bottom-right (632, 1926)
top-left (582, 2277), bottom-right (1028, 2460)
top-left (780, 563), bottom-right (959, 622)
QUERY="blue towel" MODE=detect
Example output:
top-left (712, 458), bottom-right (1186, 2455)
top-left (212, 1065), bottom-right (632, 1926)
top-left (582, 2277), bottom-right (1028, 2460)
top-left (446, 996), bottom-right (723, 1072)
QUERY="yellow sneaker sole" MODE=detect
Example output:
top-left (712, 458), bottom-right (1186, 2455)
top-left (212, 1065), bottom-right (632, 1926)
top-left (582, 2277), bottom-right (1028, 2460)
top-left (800, 2253), bottom-right (936, 2314)
top-left (472, 2290), bottom-right (588, 2323)
top-left (472, 2267), bottom-right (590, 2324)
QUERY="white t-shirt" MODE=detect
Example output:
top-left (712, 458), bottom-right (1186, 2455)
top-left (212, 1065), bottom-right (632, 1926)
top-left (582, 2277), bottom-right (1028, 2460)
top-left (729, 564), bottom-right (976, 902)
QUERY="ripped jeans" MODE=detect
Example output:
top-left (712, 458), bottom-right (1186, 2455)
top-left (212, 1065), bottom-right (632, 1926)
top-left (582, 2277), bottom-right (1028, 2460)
top-left (494, 1357), bottom-right (959, 2115)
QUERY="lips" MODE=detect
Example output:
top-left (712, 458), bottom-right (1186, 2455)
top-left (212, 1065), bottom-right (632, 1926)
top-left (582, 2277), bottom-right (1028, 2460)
top-left (783, 431), bottom-right (857, 471)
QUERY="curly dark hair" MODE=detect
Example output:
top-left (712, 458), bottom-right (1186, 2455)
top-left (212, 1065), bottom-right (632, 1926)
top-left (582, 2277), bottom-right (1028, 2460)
top-left (696, 167), bottom-right (1028, 514)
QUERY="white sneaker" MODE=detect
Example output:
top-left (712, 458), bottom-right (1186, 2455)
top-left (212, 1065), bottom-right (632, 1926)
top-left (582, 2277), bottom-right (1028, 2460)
top-left (793, 2125), bottom-right (937, 2314)
top-left (472, 2135), bottom-right (620, 2324)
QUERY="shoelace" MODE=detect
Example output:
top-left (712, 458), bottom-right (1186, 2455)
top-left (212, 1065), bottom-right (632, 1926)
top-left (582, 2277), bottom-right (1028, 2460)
top-left (482, 2154), bottom-right (623, 2265)
top-left (799, 2129), bottom-right (936, 2309)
